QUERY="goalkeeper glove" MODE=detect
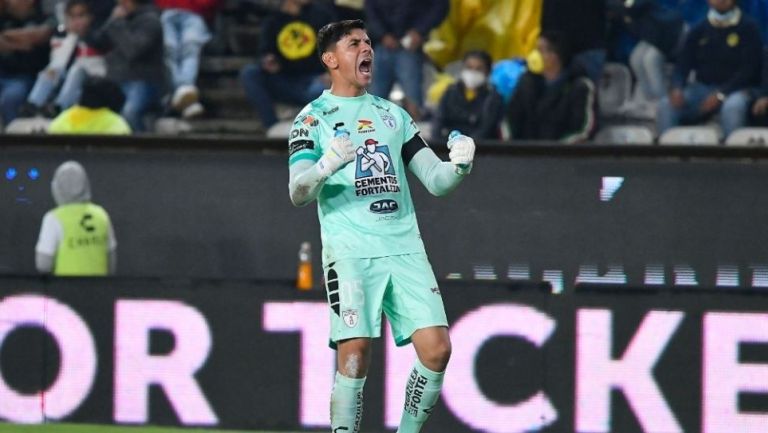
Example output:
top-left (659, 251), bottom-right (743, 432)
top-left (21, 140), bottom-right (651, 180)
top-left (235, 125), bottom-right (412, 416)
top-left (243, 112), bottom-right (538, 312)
top-left (447, 130), bottom-right (475, 175)
top-left (317, 130), bottom-right (356, 177)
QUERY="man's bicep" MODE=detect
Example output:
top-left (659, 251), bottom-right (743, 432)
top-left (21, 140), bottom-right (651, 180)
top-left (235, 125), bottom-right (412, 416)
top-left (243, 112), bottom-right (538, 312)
top-left (288, 122), bottom-right (321, 165)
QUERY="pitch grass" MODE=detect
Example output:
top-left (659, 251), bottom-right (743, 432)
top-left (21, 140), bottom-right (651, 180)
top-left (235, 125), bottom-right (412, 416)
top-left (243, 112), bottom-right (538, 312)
top-left (0, 424), bottom-right (306, 433)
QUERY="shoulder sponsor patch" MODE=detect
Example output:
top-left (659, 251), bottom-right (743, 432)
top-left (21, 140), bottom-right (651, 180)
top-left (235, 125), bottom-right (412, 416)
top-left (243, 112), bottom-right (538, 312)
top-left (289, 139), bottom-right (314, 156)
top-left (290, 128), bottom-right (310, 140)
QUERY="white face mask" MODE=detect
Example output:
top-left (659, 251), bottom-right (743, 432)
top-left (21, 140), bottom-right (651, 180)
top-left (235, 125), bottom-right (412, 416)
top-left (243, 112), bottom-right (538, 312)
top-left (461, 69), bottom-right (486, 89)
top-left (707, 7), bottom-right (740, 26)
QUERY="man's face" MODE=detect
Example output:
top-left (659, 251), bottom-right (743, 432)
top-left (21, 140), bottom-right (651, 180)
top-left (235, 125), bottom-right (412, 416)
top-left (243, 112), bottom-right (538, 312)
top-left (66, 4), bottom-right (92, 36)
top-left (709, 0), bottom-right (736, 13)
top-left (326, 28), bottom-right (374, 89)
top-left (6, 0), bottom-right (35, 19)
top-left (119, 0), bottom-right (135, 12)
top-left (537, 37), bottom-right (561, 72)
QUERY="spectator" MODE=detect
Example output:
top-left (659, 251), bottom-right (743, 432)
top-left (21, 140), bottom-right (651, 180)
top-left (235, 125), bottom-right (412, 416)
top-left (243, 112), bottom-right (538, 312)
top-left (156, 0), bottom-right (222, 119)
top-left (239, 0), bottom-right (334, 130)
top-left (327, 0), bottom-right (364, 21)
top-left (542, 0), bottom-right (607, 85)
top-left (0, 0), bottom-right (52, 125)
top-left (656, 0), bottom-right (762, 138)
top-left (433, 50), bottom-right (503, 143)
top-left (506, 31), bottom-right (597, 143)
top-left (21, 0), bottom-right (105, 118)
top-left (87, 0), bottom-right (164, 132)
top-left (365, 0), bottom-right (449, 120)
top-left (751, 47), bottom-right (768, 126)
top-left (608, 0), bottom-right (684, 117)
top-left (35, 160), bottom-right (117, 276)
top-left (48, 75), bottom-right (130, 134)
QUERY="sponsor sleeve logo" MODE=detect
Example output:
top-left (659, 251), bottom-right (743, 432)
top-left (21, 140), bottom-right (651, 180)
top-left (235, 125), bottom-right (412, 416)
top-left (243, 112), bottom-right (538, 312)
top-left (290, 128), bottom-right (310, 140)
top-left (288, 140), bottom-right (315, 156)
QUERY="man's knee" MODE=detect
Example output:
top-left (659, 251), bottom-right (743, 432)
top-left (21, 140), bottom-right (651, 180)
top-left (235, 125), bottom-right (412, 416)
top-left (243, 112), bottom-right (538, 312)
top-left (422, 338), bottom-right (452, 371)
top-left (722, 91), bottom-right (749, 112)
top-left (338, 338), bottom-right (372, 378)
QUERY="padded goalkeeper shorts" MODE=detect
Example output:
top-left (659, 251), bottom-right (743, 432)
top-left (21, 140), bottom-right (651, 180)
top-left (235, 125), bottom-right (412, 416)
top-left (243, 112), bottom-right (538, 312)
top-left (323, 252), bottom-right (448, 348)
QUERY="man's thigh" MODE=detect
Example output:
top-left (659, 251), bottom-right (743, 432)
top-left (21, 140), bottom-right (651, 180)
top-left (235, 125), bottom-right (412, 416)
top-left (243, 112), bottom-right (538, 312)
top-left (383, 253), bottom-right (448, 347)
top-left (324, 258), bottom-right (389, 347)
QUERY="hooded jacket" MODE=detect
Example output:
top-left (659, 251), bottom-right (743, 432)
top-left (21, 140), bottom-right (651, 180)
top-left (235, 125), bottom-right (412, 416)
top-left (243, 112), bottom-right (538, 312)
top-left (35, 161), bottom-right (116, 276)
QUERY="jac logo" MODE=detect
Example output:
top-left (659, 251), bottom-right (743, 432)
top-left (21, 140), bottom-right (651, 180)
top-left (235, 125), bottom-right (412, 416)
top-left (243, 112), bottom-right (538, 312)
top-left (370, 199), bottom-right (398, 214)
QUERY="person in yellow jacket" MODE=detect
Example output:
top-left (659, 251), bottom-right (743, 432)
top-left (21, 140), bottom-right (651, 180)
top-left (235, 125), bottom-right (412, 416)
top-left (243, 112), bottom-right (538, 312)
top-left (48, 76), bottom-right (131, 135)
top-left (35, 161), bottom-right (117, 276)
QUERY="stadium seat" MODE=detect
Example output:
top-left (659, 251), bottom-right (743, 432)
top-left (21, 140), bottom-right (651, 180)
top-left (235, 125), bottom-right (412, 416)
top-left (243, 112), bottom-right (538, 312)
top-left (658, 126), bottom-right (722, 145)
top-left (4, 117), bottom-right (51, 134)
top-left (266, 120), bottom-right (293, 139)
top-left (725, 128), bottom-right (768, 147)
top-left (594, 125), bottom-right (655, 145)
top-left (598, 63), bottom-right (632, 117)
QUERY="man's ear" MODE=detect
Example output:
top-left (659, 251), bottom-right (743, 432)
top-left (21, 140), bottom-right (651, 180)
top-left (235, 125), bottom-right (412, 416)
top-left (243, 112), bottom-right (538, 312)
top-left (322, 52), bottom-right (338, 70)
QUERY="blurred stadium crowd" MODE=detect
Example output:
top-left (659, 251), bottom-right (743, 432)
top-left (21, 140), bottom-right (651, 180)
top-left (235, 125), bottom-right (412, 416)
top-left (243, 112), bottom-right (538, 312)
top-left (0, 0), bottom-right (767, 144)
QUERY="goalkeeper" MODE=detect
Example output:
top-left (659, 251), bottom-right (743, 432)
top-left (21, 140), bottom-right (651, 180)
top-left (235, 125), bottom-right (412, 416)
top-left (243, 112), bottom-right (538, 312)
top-left (287, 19), bottom-right (475, 433)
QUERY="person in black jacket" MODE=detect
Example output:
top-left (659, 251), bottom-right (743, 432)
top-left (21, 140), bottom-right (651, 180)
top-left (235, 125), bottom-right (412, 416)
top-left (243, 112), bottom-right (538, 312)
top-left (656, 0), bottom-right (762, 138)
top-left (433, 50), bottom-right (502, 143)
top-left (365, 0), bottom-right (448, 120)
top-left (751, 47), bottom-right (768, 126)
top-left (608, 0), bottom-right (684, 115)
top-left (239, 0), bottom-right (335, 129)
top-left (0, 0), bottom-right (51, 125)
top-left (507, 31), bottom-right (597, 143)
top-left (87, 0), bottom-right (164, 132)
top-left (542, 0), bottom-right (607, 84)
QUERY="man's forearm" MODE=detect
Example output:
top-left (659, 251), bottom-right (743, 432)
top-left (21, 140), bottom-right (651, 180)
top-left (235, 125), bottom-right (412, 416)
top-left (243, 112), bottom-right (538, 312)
top-left (289, 159), bottom-right (328, 206)
top-left (408, 147), bottom-right (465, 197)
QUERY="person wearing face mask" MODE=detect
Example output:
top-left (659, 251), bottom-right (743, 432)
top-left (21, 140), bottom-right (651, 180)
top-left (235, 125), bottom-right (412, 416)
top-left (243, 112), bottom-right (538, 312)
top-left (656, 0), bottom-right (762, 139)
top-left (506, 31), bottom-right (597, 143)
top-left (433, 50), bottom-right (503, 143)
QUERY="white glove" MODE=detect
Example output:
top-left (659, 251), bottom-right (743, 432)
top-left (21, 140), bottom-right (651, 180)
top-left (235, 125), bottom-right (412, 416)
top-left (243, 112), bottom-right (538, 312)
top-left (317, 133), bottom-right (356, 177)
top-left (447, 132), bottom-right (475, 175)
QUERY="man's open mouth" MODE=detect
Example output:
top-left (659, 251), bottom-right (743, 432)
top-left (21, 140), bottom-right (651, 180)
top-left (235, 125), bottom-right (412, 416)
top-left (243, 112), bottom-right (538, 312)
top-left (359, 59), bottom-right (372, 74)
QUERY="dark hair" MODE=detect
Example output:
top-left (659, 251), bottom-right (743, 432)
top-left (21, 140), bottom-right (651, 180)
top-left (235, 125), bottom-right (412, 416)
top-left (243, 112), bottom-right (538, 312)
top-left (317, 19), bottom-right (366, 68)
top-left (65, 0), bottom-right (90, 13)
top-left (463, 50), bottom-right (493, 73)
top-left (539, 30), bottom-right (572, 67)
top-left (79, 76), bottom-right (125, 113)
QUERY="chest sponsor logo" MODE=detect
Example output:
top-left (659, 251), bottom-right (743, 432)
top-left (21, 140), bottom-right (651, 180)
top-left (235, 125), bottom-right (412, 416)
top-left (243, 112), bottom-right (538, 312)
top-left (357, 119), bottom-right (375, 133)
top-left (369, 199), bottom-right (399, 214)
top-left (354, 138), bottom-right (400, 197)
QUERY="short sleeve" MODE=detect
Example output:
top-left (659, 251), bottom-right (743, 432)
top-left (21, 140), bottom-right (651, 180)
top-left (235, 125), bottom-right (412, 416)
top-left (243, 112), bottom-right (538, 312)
top-left (288, 112), bottom-right (322, 165)
top-left (35, 212), bottom-right (62, 256)
top-left (399, 107), bottom-right (421, 143)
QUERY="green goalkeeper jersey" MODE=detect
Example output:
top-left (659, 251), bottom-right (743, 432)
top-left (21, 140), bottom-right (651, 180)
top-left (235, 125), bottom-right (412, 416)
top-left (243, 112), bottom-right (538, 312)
top-left (288, 90), bottom-right (427, 264)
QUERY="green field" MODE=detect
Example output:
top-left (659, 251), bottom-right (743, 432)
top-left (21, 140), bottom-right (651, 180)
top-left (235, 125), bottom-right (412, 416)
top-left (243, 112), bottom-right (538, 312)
top-left (0, 424), bottom-right (305, 433)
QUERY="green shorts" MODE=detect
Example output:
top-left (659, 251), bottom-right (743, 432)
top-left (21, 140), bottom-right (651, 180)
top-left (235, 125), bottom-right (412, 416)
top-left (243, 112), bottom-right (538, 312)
top-left (324, 252), bottom-right (448, 348)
